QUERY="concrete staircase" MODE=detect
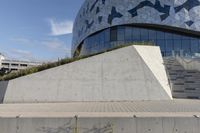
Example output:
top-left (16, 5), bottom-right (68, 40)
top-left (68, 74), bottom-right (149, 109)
top-left (164, 57), bottom-right (200, 99)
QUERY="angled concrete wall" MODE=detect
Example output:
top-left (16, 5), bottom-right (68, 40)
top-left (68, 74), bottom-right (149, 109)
top-left (0, 81), bottom-right (8, 103)
top-left (134, 46), bottom-right (172, 98)
top-left (2, 45), bottom-right (172, 103)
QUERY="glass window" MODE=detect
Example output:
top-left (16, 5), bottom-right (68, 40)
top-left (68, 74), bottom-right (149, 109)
top-left (110, 42), bottom-right (115, 48)
top-left (99, 31), bottom-right (105, 44)
top-left (157, 40), bottom-right (165, 52)
top-left (150, 39), bottom-right (156, 45)
top-left (165, 32), bottom-right (173, 39)
top-left (117, 26), bottom-right (125, 41)
top-left (157, 31), bottom-right (165, 39)
top-left (110, 27), bottom-right (117, 42)
top-left (182, 35), bottom-right (191, 40)
top-left (132, 27), bottom-right (141, 41)
top-left (84, 39), bottom-right (88, 49)
top-left (149, 30), bottom-right (156, 45)
top-left (173, 34), bottom-right (182, 40)
top-left (182, 40), bottom-right (191, 53)
top-left (191, 39), bottom-right (199, 53)
top-left (96, 34), bottom-right (101, 47)
top-left (81, 26), bottom-right (200, 57)
top-left (105, 42), bottom-right (111, 50)
top-left (105, 29), bottom-right (110, 42)
top-left (149, 30), bottom-right (156, 40)
top-left (93, 35), bottom-right (97, 47)
top-left (165, 40), bottom-right (173, 51)
top-left (125, 27), bottom-right (132, 41)
top-left (174, 40), bottom-right (182, 51)
top-left (140, 28), bottom-right (149, 41)
top-left (198, 40), bottom-right (200, 53)
top-left (103, 42), bottom-right (108, 50)
top-left (88, 37), bottom-right (93, 49)
top-left (165, 40), bottom-right (174, 56)
top-left (87, 38), bottom-right (91, 49)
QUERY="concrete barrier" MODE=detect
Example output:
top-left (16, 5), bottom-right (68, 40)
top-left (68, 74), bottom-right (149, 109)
top-left (0, 117), bottom-right (199, 133)
top-left (2, 45), bottom-right (172, 103)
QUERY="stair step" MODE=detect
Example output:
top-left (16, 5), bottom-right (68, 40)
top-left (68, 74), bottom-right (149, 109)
top-left (164, 57), bottom-right (200, 99)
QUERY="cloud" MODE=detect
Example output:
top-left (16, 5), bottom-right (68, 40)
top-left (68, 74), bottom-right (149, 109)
top-left (41, 38), bottom-right (71, 57)
top-left (12, 49), bottom-right (31, 55)
top-left (10, 38), bottom-right (31, 44)
top-left (49, 19), bottom-right (73, 36)
top-left (9, 49), bottom-right (36, 61)
top-left (42, 39), bottom-right (63, 49)
top-left (5, 35), bottom-right (72, 61)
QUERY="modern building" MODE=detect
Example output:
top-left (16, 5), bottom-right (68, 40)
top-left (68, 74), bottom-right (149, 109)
top-left (0, 53), bottom-right (42, 74)
top-left (72, 0), bottom-right (200, 57)
top-left (0, 0), bottom-right (200, 132)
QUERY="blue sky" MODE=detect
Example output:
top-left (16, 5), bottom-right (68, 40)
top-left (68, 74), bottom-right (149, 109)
top-left (0, 0), bottom-right (84, 61)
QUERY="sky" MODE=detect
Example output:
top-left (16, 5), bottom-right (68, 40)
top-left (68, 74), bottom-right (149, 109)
top-left (0, 0), bottom-right (84, 61)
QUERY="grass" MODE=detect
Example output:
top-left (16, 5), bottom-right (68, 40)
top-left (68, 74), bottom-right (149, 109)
top-left (0, 42), bottom-right (154, 81)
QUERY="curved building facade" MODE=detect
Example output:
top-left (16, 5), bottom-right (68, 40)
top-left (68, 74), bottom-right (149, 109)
top-left (72, 0), bottom-right (200, 57)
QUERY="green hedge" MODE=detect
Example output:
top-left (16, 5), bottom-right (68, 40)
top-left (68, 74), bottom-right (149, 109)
top-left (0, 42), bottom-right (154, 81)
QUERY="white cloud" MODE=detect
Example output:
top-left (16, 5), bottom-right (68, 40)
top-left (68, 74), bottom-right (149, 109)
top-left (12, 49), bottom-right (31, 55)
top-left (42, 40), bottom-right (62, 49)
top-left (5, 36), bottom-right (72, 61)
top-left (10, 38), bottom-right (31, 44)
top-left (9, 49), bottom-right (36, 61)
top-left (49, 19), bottom-right (73, 36)
top-left (41, 38), bottom-right (71, 57)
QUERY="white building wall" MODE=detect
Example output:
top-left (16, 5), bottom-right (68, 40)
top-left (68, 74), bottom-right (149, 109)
top-left (0, 54), bottom-right (5, 69)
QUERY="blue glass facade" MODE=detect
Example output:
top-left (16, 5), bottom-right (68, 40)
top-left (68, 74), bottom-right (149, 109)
top-left (80, 26), bottom-right (200, 57)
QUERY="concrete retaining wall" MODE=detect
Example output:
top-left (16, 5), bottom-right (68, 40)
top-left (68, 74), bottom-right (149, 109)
top-left (2, 45), bottom-right (172, 103)
top-left (0, 117), bottom-right (199, 133)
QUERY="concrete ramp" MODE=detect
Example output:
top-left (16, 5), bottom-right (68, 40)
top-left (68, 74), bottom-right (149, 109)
top-left (1, 45), bottom-right (172, 103)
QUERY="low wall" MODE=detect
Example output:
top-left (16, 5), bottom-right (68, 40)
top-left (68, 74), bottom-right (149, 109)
top-left (0, 117), bottom-right (199, 133)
